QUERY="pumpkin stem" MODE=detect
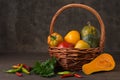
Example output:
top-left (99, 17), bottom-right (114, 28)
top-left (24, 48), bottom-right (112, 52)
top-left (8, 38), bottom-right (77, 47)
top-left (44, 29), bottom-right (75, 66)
top-left (87, 21), bottom-right (91, 27)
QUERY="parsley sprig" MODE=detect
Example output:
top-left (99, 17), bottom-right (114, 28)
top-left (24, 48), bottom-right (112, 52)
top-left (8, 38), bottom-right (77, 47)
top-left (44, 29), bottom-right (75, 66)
top-left (31, 57), bottom-right (56, 77)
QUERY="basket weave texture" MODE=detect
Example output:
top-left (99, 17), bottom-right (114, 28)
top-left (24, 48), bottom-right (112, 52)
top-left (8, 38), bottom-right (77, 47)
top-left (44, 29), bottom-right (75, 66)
top-left (48, 4), bottom-right (105, 71)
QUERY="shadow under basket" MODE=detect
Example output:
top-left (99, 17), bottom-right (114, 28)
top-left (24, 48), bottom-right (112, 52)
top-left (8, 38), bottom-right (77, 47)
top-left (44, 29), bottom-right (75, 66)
top-left (48, 4), bottom-right (105, 71)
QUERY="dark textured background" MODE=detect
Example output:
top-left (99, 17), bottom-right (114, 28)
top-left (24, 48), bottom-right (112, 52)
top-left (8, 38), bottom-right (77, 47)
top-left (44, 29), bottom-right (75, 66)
top-left (0, 0), bottom-right (120, 53)
top-left (0, 1), bottom-right (120, 80)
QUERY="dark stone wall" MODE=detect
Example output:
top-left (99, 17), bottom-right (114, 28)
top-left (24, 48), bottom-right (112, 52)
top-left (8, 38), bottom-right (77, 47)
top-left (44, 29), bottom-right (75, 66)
top-left (0, 0), bottom-right (120, 53)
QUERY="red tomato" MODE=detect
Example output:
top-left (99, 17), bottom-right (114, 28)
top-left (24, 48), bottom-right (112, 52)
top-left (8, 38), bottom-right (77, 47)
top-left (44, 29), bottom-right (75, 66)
top-left (57, 41), bottom-right (74, 48)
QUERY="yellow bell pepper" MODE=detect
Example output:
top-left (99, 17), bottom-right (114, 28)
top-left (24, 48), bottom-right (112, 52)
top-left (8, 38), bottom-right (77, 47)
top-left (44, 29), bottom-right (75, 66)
top-left (64, 30), bottom-right (80, 45)
top-left (47, 32), bottom-right (63, 47)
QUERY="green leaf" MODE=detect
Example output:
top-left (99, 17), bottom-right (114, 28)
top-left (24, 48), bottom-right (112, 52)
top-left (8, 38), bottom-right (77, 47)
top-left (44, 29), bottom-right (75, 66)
top-left (31, 57), bottom-right (56, 77)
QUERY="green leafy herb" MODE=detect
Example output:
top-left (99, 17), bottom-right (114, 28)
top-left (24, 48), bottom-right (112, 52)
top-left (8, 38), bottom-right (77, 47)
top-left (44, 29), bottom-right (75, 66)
top-left (31, 57), bottom-right (56, 77)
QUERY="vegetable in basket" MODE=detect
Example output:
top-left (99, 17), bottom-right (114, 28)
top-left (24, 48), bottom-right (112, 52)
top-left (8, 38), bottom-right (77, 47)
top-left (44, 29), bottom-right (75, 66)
top-left (74, 40), bottom-right (90, 49)
top-left (57, 41), bottom-right (74, 48)
top-left (81, 22), bottom-right (100, 48)
top-left (64, 30), bottom-right (80, 45)
top-left (47, 32), bottom-right (63, 47)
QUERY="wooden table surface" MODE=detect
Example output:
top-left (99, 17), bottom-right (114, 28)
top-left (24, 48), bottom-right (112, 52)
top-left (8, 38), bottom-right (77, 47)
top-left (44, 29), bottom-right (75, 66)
top-left (0, 51), bottom-right (120, 80)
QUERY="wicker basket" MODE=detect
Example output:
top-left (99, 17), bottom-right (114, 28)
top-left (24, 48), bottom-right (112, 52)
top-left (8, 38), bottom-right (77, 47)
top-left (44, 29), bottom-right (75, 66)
top-left (48, 4), bottom-right (105, 71)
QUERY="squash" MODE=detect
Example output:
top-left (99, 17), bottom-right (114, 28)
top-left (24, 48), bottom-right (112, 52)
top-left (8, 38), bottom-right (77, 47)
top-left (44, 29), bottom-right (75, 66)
top-left (82, 53), bottom-right (116, 75)
top-left (81, 22), bottom-right (100, 48)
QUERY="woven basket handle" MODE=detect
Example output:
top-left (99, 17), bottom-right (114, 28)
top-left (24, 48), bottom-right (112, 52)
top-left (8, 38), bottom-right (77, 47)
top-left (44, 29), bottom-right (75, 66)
top-left (49, 4), bottom-right (105, 51)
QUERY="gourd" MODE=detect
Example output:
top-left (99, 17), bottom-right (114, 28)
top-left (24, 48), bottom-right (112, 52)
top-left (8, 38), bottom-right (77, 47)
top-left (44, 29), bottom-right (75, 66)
top-left (82, 53), bottom-right (116, 75)
top-left (81, 22), bottom-right (100, 48)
